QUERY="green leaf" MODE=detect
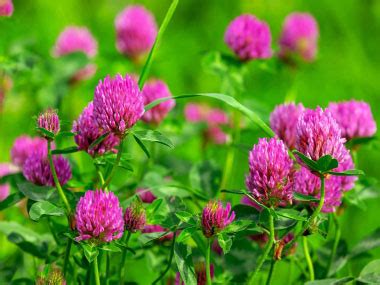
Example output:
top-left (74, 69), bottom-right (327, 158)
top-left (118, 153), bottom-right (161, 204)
top-left (223, 220), bottom-right (253, 234)
top-left (138, 0), bottom-right (179, 89)
top-left (145, 93), bottom-right (274, 137)
top-left (17, 181), bottom-right (56, 202)
top-left (55, 131), bottom-right (76, 138)
top-left (36, 127), bottom-right (55, 139)
top-left (133, 134), bottom-right (150, 158)
top-left (276, 209), bottom-right (307, 221)
top-left (133, 130), bottom-right (174, 148)
top-left (29, 201), bottom-right (65, 221)
top-left (88, 132), bottom-right (110, 150)
top-left (99, 243), bottom-right (122, 253)
top-left (51, 146), bottom-right (79, 155)
top-left (293, 192), bottom-right (320, 202)
top-left (81, 244), bottom-right (99, 263)
top-left (0, 192), bottom-right (25, 211)
top-left (174, 243), bottom-right (197, 285)
top-left (327, 169), bottom-right (365, 176)
top-left (357, 259), bottom-right (380, 283)
top-left (218, 232), bottom-right (233, 254)
top-left (175, 211), bottom-right (193, 223)
top-left (176, 227), bottom-right (198, 243)
top-left (346, 136), bottom-right (377, 149)
top-left (317, 155), bottom-right (338, 172)
top-left (305, 277), bottom-right (354, 285)
top-left (139, 231), bottom-right (169, 245)
top-left (293, 150), bottom-right (319, 172)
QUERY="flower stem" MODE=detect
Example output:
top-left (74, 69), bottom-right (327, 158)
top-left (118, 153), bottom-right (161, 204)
top-left (95, 163), bottom-right (105, 186)
top-left (206, 238), bottom-right (213, 285)
top-left (63, 238), bottom-right (72, 278)
top-left (93, 255), bottom-right (101, 285)
top-left (152, 230), bottom-right (177, 284)
top-left (248, 212), bottom-right (275, 285)
top-left (103, 138), bottom-right (124, 190)
top-left (119, 231), bottom-right (132, 285)
top-left (265, 259), bottom-right (276, 285)
top-left (47, 140), bottom-right (71, 213)
top-left (326, 212), bottom-right (340, 277)
top-left (303, 236), bottom-right (314, 281)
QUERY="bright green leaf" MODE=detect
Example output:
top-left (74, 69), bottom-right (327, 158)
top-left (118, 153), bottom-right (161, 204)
top-left (29, 201), bottom-right (65, 221)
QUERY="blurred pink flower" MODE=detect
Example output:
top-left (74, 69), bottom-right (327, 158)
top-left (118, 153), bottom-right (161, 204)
top-left (0, 0), bottom-right (13, 17)
top-left (11, 136), bottom-right (47, 168)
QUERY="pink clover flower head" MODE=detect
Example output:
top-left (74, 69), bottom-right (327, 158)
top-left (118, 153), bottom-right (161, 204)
top-left (295, 107), bottom-right (346, 163)
top-left (201, 200), bottom-right (235, 238)
top-left (141, 79), bottom-right (175, 125)
top-left (279, 12), bottom-right (319, 62)
top-left (73, 101), bottom-right (120, 156)
top-left (53, 26), bottom-right (97, 58)
top-left (224, 14), bottom-right (272, 61)
top-left (327, 100), bottom-right (377, 141)
top-left (115, 5), bottom-right (157, 58)
top-left (245, 138), bottom-right (294, 207)
top-left (23, 150), bottom-right (71, 187)
top-left (136, 188), bottom-right (157, 203)
top-left (124, 200), bottom-right (146, 233)
top-left (11, 136), bottom-right (47, 168)
top-left (270, 102), bottom-right (305, 149)
top-left (93, 74), bottom-right (144, 137)
top-left (75, 190), bottom-right (124, 243)
top-left (37, 109), bottom-right (60, 137)
top-left (0, 0), bottom-right (13, 17)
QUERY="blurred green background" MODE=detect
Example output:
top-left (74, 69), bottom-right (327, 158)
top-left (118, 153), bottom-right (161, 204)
top-left (1, 0), bottom-right (379, 284)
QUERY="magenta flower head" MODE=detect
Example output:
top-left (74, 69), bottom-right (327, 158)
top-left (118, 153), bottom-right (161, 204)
top-left (124, 200), bottom-right (146, 233)
top-left (53, 26), bottom-right (98, 58)
top-left (73, 101), bottom-right (120, 156)
top-left (246, 138), bottom-right (294, 207)
top-left (294, 166), bottom-right (342, 213)
top-left (37, 109), bottom-right (60, 138)
top-left (75, 190), bottom-right (124, 243)
top-left (0, 0), bottom-right (13, 17)
top-left (184, 103), bottom-right (205, 122)
top-left (327, 100), bottom-right (377, 141)
top-left (23, 150), bottom-right (71, 187)
top-left (0, 164), bottom-right (13, 202)
top-left (136, 188), bottom-right (157, 203)
top-left (296, 107), bottom-right (346, 163)
top-left (115, 5), bottom-right (158, 59)
top-left (93, 74), bottom-right (144, 137)
top-left (279, 13), bottom-right (319, 62)
top-left (141, 80), bottom-right (175, 125)
top-left (201, 200), bottom-right (235, 238)
top-left (205, 126), bottom-right (228, 145)
top-left (224, 14), bottom-right (272, 61)
top-left (270, 103), bottom-right (305, 149)
top-left (11, 136), bottom-right (47, 168)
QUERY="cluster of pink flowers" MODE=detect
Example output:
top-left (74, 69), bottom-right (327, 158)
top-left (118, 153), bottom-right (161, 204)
top-left (184, 103), bottom-right (230, 144)
top-left (224, 12), bottom-right (319, 63)
top-left (201, 200), bottom-right (235, 238)
top-left (249, 100), bottom-right (375, 212)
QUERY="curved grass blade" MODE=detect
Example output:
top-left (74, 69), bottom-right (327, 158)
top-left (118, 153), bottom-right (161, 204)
top-left (138, 0), bottom-right (179, 89)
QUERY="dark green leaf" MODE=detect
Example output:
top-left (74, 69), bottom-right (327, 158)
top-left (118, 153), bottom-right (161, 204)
top-left (293, 150), bottom-right (319, 172)
top-left (0, 192), bottom-right (25, 211)
top-left (29, 201), bottom-right (65, 221)
top-left (175, 211), bottom-right (193, 223)
top-left (218, 232), bottom-right (233, 254)
top-left (99, 243), bottom-right (122, 253)
top-left (276, 209), bottom-right (307, 221)
top-left (51, 146), bottom-right (79, 155)
top-left (293, 192), bottom-right (320, 202)
top-left (357, 259), bottom-right (380, 283)
top-left (88, 132), bottom-right (109, 150)
top-left (133, 134), bottom-right (150, 158)
top-left (317, 155), bottom-right (338, 172)
top-left (17, 181), bottom-right (56, 202)
top-left (327, 169), bottom-right (365, 176)
top-left (223, 220), bottom-right (253, 234)
top-left (36, 127), bottom-right (55, 139)
top-left (346, 136), bottom-right (377, 149)
top-left (133, 130), bottom-right (174, 148)
top-left (55, 131), bottom-right (76, 138)
top-left (176, 227), bottom-right (198, 243)
top-left (174, 243), bottom-right (197, 285)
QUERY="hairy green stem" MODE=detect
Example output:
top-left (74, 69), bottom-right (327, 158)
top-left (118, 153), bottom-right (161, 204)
top-left (266, 259), bottom-right (276, 285)
top-left (206, 238), bottom-right (213, 285)
top-left (103, 138), bottom-right (124, 190)
top-left (119, 231), bottom-right (132, 285)
top-left (152, 230), bottom-right (177, 284)
top-left (47, 140), bottom-right (71, 213)
top-left (303, 236), bottom-right (314, 281)
top-left (93, 256), bottom-right (101, 285)
top-left (248, 212), bottom-right (275, 285)
top-left (326, 212), bottom-right (340, 277)
top-left (63, 238), bottom-right (72, 278)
